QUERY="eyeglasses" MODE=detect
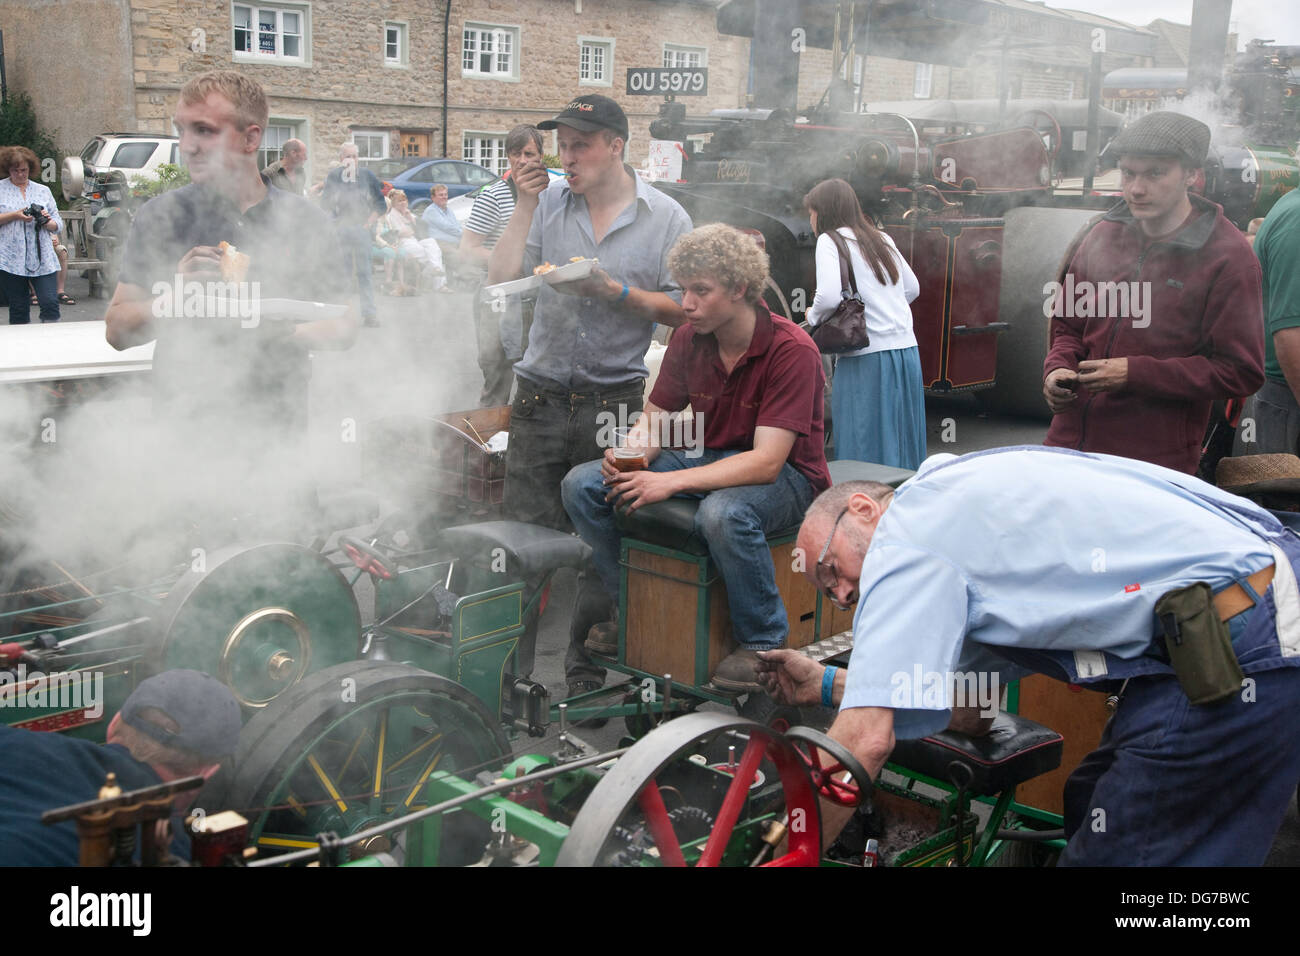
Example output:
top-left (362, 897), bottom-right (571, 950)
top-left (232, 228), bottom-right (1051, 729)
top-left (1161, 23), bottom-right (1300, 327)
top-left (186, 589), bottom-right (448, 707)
top-left (814, 507), bottom-right (849, 594)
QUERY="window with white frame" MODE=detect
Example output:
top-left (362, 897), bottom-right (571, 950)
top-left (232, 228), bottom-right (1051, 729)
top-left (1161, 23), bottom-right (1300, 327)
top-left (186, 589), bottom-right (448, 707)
top-left (462, 132), bottom-right (508, 177)
top-left (579, 37), bottom-right (613, 86)
top-left (384, 21), bottom-right (408, 66)
top-left (663, 44), bottom-right (706, 68)
top-left (463, 23), bottom-right (519, 79)
top-left (257, 121), bottom-right (299, 171)
top-left (233, 3), bottom-right (307, 63)
top-left (913, 63), bottom-right (933, 99)
top-left (352, 129), bottom-right (389, 160)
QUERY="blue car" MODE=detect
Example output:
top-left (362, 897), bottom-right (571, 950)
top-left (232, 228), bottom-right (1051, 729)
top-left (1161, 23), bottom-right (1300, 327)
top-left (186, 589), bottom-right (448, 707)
top-left (360, 158), bottom-right (501, 213)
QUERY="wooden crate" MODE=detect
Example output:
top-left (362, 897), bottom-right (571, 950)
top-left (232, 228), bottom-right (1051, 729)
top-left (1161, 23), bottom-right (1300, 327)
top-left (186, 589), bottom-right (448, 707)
top-left (1012, 675), bottom-right (1111, 815)
top-left (621, 533), bottom-right (820, 687)
top-left (364, 406), bottom-right (509, 508)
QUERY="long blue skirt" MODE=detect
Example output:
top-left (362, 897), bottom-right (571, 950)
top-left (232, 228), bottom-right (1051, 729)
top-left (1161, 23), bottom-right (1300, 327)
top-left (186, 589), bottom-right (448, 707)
top-left (830, 346), bottom-right (927, 469)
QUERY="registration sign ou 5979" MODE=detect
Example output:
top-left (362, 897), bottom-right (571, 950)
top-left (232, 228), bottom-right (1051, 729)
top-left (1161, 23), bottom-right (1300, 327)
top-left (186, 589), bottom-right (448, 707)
top-left (626, 67), bottom-right (708, 95)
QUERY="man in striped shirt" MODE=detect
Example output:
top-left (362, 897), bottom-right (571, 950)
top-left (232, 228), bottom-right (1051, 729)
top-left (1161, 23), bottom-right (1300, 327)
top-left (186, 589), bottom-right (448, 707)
top-left (461, 125), bottom-right (543, 406)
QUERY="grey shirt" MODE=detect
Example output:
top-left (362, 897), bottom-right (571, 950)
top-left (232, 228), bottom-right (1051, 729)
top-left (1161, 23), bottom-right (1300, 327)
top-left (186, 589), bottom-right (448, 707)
top-left (514, 168), bottom-right (692, 390)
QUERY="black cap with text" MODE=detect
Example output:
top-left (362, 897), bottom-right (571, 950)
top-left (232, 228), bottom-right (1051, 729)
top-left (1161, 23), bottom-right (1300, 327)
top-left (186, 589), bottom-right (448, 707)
top-left (538, 94), bottom-right (630, 141)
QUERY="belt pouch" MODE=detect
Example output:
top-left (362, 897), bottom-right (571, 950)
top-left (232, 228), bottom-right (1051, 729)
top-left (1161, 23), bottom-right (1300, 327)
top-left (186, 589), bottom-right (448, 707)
top-left (1154, 582), bottom-right (1245, 706)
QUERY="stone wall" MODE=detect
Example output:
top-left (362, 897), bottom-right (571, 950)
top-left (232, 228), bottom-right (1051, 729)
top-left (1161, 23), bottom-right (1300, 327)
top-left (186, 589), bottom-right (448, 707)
top-left (447, 0), bottom-right (749, 165)
top-left (127, 0), bottom-right (453, 181)
top-left (4, 0), bottom-right (136, 156)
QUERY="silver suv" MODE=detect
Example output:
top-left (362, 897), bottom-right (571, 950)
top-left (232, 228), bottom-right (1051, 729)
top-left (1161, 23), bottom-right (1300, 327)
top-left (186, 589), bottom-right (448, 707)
top-left (78, 133), bottom-right (179, 184)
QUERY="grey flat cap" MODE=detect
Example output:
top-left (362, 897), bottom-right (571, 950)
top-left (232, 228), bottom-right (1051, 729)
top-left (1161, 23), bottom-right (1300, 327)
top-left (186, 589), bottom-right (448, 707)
top-left (1108, 111), bottom-right (1211, 167)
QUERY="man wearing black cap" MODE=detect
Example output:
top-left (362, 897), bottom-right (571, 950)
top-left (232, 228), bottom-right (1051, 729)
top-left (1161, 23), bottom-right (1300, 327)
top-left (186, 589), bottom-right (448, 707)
top-left (488, 94), bottom-right (693, 697)
top-left (1042, 110), bottom-right (1264, 474)
top-left (0, 670), bottom-right (241, 865)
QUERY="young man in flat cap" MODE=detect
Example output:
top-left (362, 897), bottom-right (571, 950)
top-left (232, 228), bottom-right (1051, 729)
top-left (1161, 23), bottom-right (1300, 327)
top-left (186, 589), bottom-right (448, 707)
top-left (1042, 110), bottom-right (1264, 474)
top-left (488, 94), bottom-right (692, 699)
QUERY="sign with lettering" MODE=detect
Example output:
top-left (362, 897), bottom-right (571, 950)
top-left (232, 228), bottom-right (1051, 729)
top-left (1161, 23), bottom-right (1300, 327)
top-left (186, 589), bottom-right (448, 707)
top-left (626, 67), bottom-right (708, 96)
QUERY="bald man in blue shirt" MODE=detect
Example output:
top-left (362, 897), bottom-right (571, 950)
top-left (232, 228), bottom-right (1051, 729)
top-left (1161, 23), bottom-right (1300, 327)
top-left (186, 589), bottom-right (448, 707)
top-left (759, 445), bottom-right (1300, 865)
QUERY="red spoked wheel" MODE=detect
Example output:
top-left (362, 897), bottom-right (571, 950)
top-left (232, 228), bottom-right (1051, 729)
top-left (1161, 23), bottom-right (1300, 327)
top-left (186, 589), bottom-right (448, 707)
top-left (784, 726), bottom-right (872, 808)
top-left (555, 713), bottom-right (823, 867)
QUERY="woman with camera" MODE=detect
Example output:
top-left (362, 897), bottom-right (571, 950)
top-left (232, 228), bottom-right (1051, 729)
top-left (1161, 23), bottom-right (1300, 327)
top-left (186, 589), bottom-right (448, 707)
top-left (1, 145), bottom-right (64, 323)
top-left (804, 177), bottom-right (925, 469)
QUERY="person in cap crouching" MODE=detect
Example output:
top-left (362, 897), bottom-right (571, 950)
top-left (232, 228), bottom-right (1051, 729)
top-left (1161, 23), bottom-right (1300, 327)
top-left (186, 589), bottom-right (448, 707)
top-left (1042, 110), bottom-right (1264, 475)
top-left (0, 670), bottom-right (242, 865)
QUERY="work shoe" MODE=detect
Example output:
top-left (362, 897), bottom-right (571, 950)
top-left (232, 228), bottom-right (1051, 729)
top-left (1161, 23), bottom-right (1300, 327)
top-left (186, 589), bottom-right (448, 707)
top-left (585, 619), bottom-right (618, 656)
top-left (711, 647), bottom-right (765, 694)
top-left (565, 680), bottom-right (608, 728)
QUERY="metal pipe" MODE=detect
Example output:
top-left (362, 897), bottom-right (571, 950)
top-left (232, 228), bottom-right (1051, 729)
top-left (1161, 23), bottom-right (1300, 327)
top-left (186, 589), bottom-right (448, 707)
top-left (247, 746), bottom-right (629, 867)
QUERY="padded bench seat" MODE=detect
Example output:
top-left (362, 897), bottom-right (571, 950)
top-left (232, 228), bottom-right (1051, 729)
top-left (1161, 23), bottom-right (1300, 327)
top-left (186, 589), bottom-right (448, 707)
top-left (888, 713), bottom-right (1064, 797)
top-left (439, 520), bottom-right (591, 578)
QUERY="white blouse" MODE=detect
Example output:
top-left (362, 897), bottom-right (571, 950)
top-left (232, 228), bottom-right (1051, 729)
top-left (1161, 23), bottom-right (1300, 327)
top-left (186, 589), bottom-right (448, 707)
top-left (0, 177), bottom-right (63, 277)
top-left (807, 226), bottom-right (919, 358)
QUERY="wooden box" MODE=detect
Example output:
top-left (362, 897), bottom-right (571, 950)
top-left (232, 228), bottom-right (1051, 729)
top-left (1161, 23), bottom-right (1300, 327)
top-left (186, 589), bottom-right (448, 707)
top-left (619, 533), bottom-right (823, 688)
top-left (364, 406), bottom-right (510, 508)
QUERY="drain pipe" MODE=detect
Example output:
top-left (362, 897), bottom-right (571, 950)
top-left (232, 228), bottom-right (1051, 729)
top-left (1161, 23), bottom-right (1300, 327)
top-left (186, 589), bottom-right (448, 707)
top-left (441, 0), bottom-right (451, 157)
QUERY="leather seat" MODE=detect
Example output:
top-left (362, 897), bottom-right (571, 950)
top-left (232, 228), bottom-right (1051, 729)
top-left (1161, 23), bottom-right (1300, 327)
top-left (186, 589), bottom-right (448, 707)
top-left (888, 713), bottom-right (1064, 797)
top-left (439, 521), bottom-right (592, 578)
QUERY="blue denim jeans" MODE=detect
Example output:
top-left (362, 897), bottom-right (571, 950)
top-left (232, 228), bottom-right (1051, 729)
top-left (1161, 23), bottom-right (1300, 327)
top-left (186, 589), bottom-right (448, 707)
top-left (2, 270), bottom-right (59, 323)
top-left (561, 448), bottom-right (815, 652)
top-left (338, 225), bottom-right (376, 320)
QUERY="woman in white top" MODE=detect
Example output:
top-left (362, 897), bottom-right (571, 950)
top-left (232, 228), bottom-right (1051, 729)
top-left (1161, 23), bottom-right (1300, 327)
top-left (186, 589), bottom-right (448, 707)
top-left (0, 146), bottom-right (64, 323)
top-left (380, 189), bottom-right (447, 293)
top-left (804, 178), bottom-right (925, 469)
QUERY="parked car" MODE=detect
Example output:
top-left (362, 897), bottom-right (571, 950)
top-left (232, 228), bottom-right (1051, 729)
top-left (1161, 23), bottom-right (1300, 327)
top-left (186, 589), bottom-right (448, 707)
top-left (445, 167), bottom-right (567, 225)
top-left (358, 157), bottom-right (501, 212)
top-left (77, 134), bottom-right (179, 184)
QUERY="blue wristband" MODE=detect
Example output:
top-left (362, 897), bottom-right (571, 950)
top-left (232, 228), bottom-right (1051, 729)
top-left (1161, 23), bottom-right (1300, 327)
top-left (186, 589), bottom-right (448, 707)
top-left (616, 281), bottom-right (630, 303)
top-left (821, 665), bottom-right (838, 708)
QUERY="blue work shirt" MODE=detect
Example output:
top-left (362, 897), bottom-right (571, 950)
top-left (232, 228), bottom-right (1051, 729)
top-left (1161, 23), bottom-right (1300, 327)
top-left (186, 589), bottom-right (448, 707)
top-left (842, 446), bottom-right (1290, 738)
top-left (421, 201), bottom-right (463, 244)
top-left (514, 168), bottom-right (692, 391)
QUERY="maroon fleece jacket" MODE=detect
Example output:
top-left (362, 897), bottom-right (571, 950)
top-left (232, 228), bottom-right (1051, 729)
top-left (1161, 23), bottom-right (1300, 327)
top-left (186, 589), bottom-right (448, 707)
top-left (1042, 195), bottom-right (1264, 473)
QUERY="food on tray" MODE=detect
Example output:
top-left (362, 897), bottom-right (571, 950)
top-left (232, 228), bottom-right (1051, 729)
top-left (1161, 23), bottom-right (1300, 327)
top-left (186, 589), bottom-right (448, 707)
top-left (533, 262), bottom-right (558, 275)
top-left (218, 241), bottom-right (250, 283)
top-left (569, 256), bottom-right (586, 262)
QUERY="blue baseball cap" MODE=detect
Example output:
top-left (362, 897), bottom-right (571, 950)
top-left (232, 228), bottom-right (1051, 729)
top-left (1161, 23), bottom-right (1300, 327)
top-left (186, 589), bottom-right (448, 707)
top-left (121, 670), bottom-right (242, 760)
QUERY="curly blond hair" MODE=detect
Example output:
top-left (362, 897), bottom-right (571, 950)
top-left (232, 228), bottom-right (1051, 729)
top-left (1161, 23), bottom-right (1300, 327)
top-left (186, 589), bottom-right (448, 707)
top-left (179, 70), bottom-right (269, 130)
top-left (667, 223), bottom-right (769, 304)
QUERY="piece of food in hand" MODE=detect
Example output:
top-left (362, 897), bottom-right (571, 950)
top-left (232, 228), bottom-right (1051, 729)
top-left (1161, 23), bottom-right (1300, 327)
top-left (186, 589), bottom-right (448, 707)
top-left (218, 241), bottom-right (251, 283)
top-left (533, 262), bottom-right (557, 275)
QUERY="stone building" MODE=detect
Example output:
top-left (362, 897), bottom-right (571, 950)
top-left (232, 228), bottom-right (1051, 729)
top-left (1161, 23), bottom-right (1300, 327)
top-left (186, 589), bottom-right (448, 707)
top-left (3, 0), bottom-right (748, 183)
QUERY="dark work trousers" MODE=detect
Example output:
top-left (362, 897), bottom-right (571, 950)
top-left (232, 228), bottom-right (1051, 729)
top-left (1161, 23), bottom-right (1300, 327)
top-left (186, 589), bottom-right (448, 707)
top-left (1059, 602), bottom-right (1300, 865)
top-left (504, 378), bottom-right (644, 686)
top-left (475, 295), bottom-right (535, 407)
top-left (1235, 380), bottom-right (1300, 457)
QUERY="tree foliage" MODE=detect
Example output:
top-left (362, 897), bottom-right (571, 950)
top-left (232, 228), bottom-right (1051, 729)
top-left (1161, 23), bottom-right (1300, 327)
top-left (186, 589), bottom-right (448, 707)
top-left (0, 92), bottom-right (64, 203)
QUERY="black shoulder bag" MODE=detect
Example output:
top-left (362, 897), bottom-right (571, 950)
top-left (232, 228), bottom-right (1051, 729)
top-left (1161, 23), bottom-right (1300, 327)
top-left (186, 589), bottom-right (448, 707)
top-left (810, 230), bottom-right (869, 354)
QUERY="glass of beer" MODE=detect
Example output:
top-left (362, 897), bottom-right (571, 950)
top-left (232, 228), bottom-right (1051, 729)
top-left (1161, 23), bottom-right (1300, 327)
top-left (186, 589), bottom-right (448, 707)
top-left (612, 428), bottom-right (648, 472)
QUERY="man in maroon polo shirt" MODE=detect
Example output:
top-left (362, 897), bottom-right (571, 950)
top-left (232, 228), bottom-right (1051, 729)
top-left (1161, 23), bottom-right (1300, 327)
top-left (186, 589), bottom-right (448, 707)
top-left (561, 224), bottom-right (830, 693)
